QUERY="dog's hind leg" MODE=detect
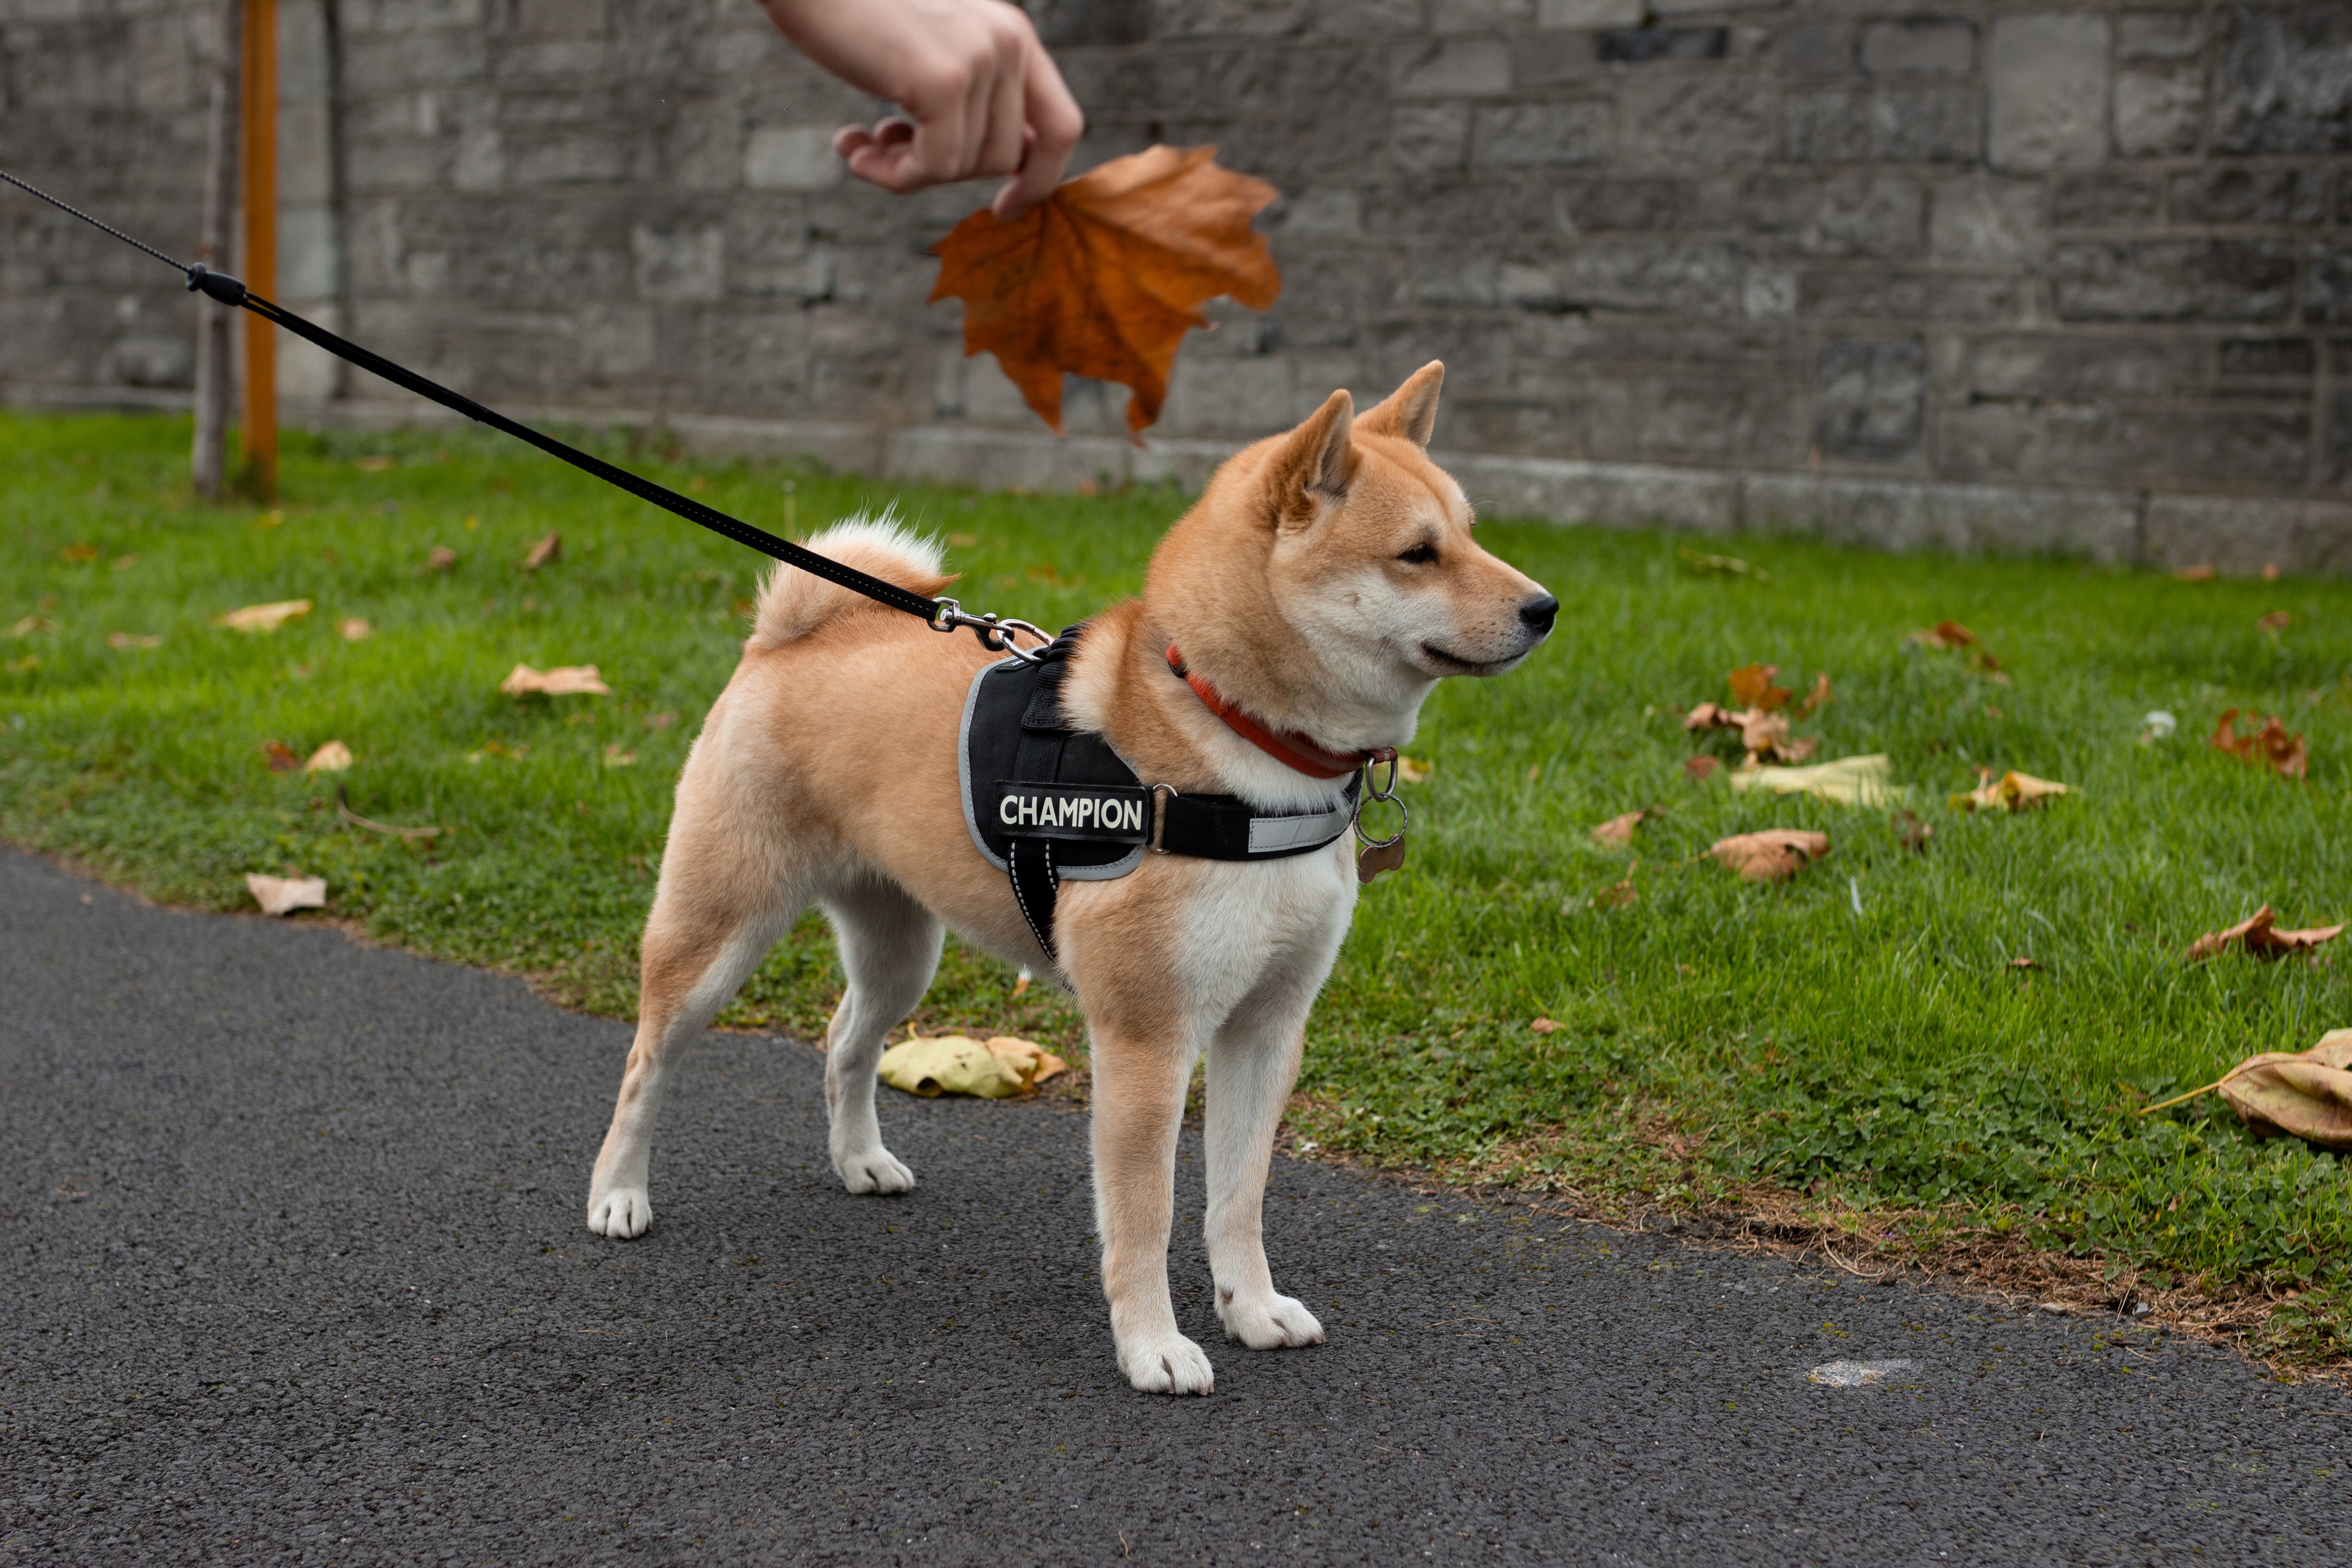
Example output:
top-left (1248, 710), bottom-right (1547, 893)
top-left (817, 875), bottom-right (942, 1195)
top-left (587, 836), bottom-right (799, 1240)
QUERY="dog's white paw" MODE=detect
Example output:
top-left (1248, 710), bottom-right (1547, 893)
top-left (1119, 1332), bottom-right (1216, 1396)
top-left (1217, 1289), bottom-right (1326, 1351)
top-left (834, 1146), bottom-right (916, 1196)
top-left (587, 1188), bottom-right (653, 1238)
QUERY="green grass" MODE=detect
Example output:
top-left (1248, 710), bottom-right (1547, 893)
top-left (8, 411), bottom-right (2352, 1359)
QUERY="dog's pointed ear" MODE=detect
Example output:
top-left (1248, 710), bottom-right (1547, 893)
top-left (1357, 360), bottom-right (1445, 449)
top-left (1267, 388), bottom-right (1357, 530)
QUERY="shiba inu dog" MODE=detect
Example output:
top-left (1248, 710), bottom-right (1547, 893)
top-left (586, 362), bottom-right (1556, 1394)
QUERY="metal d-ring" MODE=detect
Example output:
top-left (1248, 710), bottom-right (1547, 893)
top-left (928, 598), bottom-right (1050, 665)
top-left (1352, 752), bottom-right (1407, 850)
top-left (1149, 783), bottom-right (1179, 852)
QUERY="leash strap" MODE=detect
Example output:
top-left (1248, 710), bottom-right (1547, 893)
top-left (0, 164), bottom-right (1044, 651)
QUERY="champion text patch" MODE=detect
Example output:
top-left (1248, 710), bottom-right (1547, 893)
top-left (994, 782), bottom-right (1152, 843)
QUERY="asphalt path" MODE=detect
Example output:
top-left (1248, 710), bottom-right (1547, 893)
top-left (4, 844), bottom-right (2348, 1565)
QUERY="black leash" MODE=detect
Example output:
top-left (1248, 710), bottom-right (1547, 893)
top-left (0, 165), bottom-right (1047, 661)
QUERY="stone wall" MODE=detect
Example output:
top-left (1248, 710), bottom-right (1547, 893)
top-left (5, 1), bottom-right (2352, 570)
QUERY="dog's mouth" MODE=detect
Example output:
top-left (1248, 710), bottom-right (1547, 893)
top-left (1417, 641), bottom-right (1520, 676)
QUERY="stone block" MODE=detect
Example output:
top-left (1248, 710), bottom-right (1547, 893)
top-left (1164, 354), bottom-right (1301, 436)
top-left (1150, 0), bottom-right (1313, 36)
top-left (1442, 451), bottom-right (1740, 533)
top-left (2118, 406), bottom-right (2313, 484)
top-left (1744, 175), bottom-right (1922, 258)
top-left (745, 126), bottom-right (844, 191)
top-left (1272, 187), bottom-right (1362, 236)
top-left (1988, 14), bottom-right (2109, 171)
top-left (1970, 334), bottom-right (2192, 399)
top-left (1472, 101), bottom-right (1614, 168)
top-left (1742, 472), bottom-right (2141, 564)
top-left (2117, 10), bottom-right (2204, 63)
top-left (1318, 0), bottom-right (1426, 34)
top-left (1555, 242), bottom-right (1744, 316)
top-left (1514, 30), bottom-right (1597, 87)
top-left (1027, 0), bottom-right (1152, 46)
top-left (2169, 169), bottom-right (2325, 226)
top-left (2112, 68), bottom-right (2205, 157)
top-left (2144, 495), bottom-right (2352, 575)
top-left (2214, 3), bottom-right (2352, 155)
top-left (1394, 37), bottom-right (1512, 97)
top-left (2305, 240), bottom-right (2352, 325)
top-left (630, 224), bottom-right (723, 304)
top-left (1433, 0), bottom-right (1535, 30)
top-left (1537, 0), bottom-right (1642, 28)
top-left (1928, 176), bottom-right (2045, 264)
top-left (1595, 28), bottom-right (1728, 65)
top-left (1813, 337), bottom-right (1924, 462)
top-left (2050, 173), bottom-right (2161, 229)
top-left (1778, 23), bottom-right (1852, 80)
top-left (2050, 241), bottom-right (2297, 322)
top-left (1798, 270), bottom-right (2023, 324)
top-left (1783, 85), bottom-right (1981, 163)
top-left (506, 135), bottom-right (631, 186)
top-left (1393, 103), bottom-right (1472, 173)
top-left (1741, 267), bottom-right (1796, 318)
top-left (2331, 391), bottom-right (2352, 487)
top-left (1647, 0), bottom-right (1781, 14)
top-left (1618, 72), bottom-right (1772, 170)
top-left (1552, 177), bottom-right (1725, 234)
top-left (2219, 338), bottom-right (2316, 378)
top-left (1858, 19), bottom-right (1974, 77)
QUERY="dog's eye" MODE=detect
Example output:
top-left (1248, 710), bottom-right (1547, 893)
top-left (1397, 543), bottom-right (1438, 566)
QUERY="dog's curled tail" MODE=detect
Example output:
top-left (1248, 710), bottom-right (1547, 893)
top-left (747, 512), bottom-right (951, 651)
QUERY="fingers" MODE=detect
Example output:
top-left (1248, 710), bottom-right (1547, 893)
top-left (991, 40), bottom-right (1084, 219)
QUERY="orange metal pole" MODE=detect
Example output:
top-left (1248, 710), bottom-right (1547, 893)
top-left (239, 0), bottom-right (278, 498)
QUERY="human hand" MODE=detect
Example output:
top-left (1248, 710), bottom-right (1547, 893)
top-left (760, 0), bottom-right (1084, 218)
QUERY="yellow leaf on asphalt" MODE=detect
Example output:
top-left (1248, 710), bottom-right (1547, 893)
top-left (500, 663), bottom-right (610, 696)
top-left (1951, 769), bottom-right (2070, 812)
top-left (244, 872), bottom-right (327, 916)
top-left (878, 1034), bottom-right (1071, 1099)
top-left (1729, 754), bottom-right (1899, 808)
top-left (1709, 829), bottom-right (1830, 882)
top-left (213, 599), bottom-right (312, 634)
top-left (304, 740), bottom-right (354, 773)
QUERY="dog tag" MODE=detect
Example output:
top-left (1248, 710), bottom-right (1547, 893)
top-left (1356, 837), bottom-right (1406, 883)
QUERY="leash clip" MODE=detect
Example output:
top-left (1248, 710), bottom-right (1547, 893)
top-left (927, 598), bottom-right (1051, 665)
top-left (1352, 748), bottom-right (1407, 850)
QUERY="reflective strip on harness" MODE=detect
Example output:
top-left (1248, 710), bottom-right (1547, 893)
top-left (1246, 800), bottom-right (1354, 854)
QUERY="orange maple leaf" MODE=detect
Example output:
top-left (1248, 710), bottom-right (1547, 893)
top-left (929, 146), bottom-right (1282, 437)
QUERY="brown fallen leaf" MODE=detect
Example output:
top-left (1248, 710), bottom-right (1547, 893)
top-left (2210, 709), bottom-right (2307, 779)
top-left (929, 145), bottom-right (1281, 436)
top-left (2182, 905), bottom-right (2346, 963)
top-left (244, 872), bottom-right (327, 916)
top-left (1686, 700), bottom-right (1814, 766)
top-left (214, 599), bottom-right (313, 634)
top-left (2259, 611), bottom-right (2292, 632)
top-left (2174, 564), bottom-right (2217, 581)
top-left (304, 740), bottom-right (354, 774)
top-left (338, 617), bottom-right (372, 642)
top-left (1683, 755), bottom-right (1720, 782)
top-left (425, 547), bottom-right (458, 573)
top-left (1727, 663), bottom-right (1792, 712)
top-left (500, 663), bottom-right (611, 697)
top-left (358, 454), bottom-right (397, 472)
top-left (523, 531), bottom-right (562, 571)
top-left (60, 543), bottom-right (101, 563)
top-left (1589, 808), bottom-right (1651, 847)
top-left (1010, 968), bottom-right (1032, 998)
top-left (1396, 755), bottom-right (1434, 784)
top-left (1794, 672), bottom-right (1833, 719)
top-left (602, 744), bottom-right (637, 768)
top-left (1709, 829), bottom-right (1830, 882)
top-left (2142, 1029), bottom-right (2352, 1150)
top-left (9, 615), bottom-right (54, 637)
top-left (1906, 620), bottom-right (1975, 649)
top-left (2008, 956), bottom-right (2042, 970)
top-left (1529, 1018), bottom-right (1563, 1035)
top-left (107, 632), bottom-right (162, 650)
top-left (1891, 809), bottom-right (1932, 852)
top-left (260, 740), bottom-right (300, 772)
top-left (1592, 861), bottom-right (1639, 908)
top-left (1951, 769), bottom-right (2071, 812)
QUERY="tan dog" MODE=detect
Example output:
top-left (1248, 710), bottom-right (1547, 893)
top-left (587, 362), bottom-right (1554, 1394)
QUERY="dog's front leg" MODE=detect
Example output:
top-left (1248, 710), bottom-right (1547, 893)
top-left (1203, 978), bottom-right (1325, 1353)
top-left (1089, 1026), bottom-right (1215, 1395)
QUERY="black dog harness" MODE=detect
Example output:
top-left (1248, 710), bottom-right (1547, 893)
top-left (960, 629), bottom-right (1359, 966)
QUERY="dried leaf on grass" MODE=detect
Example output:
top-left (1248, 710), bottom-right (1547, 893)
top-left (2210, 709), bottom-right (2307, 779)
top-left (500, 663), bottom-right (610, 696)
top-left (9, 615), bottom-right (55, 637)
top-left (929, 146), bottom-right (1280, 436)
top-left (1727, 663), bottom-right (1792, 712)
top-left (1728, 754), bottom-right (1897, 808)
top-left (1907, 620), bottom-right (1976, 650)
top-left (304, 740), bottom-right (353, 774)
top-left (260, 740), bottom-right (300, 773)
top-left (107, 632), bottom-right (162, 650)
top-left (1396, 755), bottom-right (1433, 784)
top-left (1683, 755), bottom-right (1720, 782)
top-left (425, 547), bottom-right (458, 573)
top-left (214, 599), bottom-right (312, 634)
top-left (2259, 611), bottom-right (2292, 632)
top-left (1709, 829), bottom-right (1829, 882)
top-left (1591, 862), bottom-right (1639, 908)
top-left (1685, 703), bottom-right (1818, 766)
top-left (338, 617), bottom-right (371, 642)
top-left (1891, 810), bottom-right (1933, 852)
top-left (2142, 1029), bottom-right (2352, 1151)
top-left (877, 1034), bottom-right (1070, 1099)
top-left (2182, 905), bottom-right (2345, 963)
top-left (2174, 564), bottom-right (2217, 582)
top-left (1529, 1018), bottom-right (1563, 1035)
top-left (522, 532), bottom-right (562, 571)
top-left (1589, 808), bottom-right (1651, 846)
top-left (245, 872), bottom-right (326, 917)
top-left (1951, 769), bottom-right (2070, 812)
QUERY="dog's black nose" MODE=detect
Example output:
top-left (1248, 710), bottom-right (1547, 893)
top-left (1518, 593), bottom-right (1559, 634)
